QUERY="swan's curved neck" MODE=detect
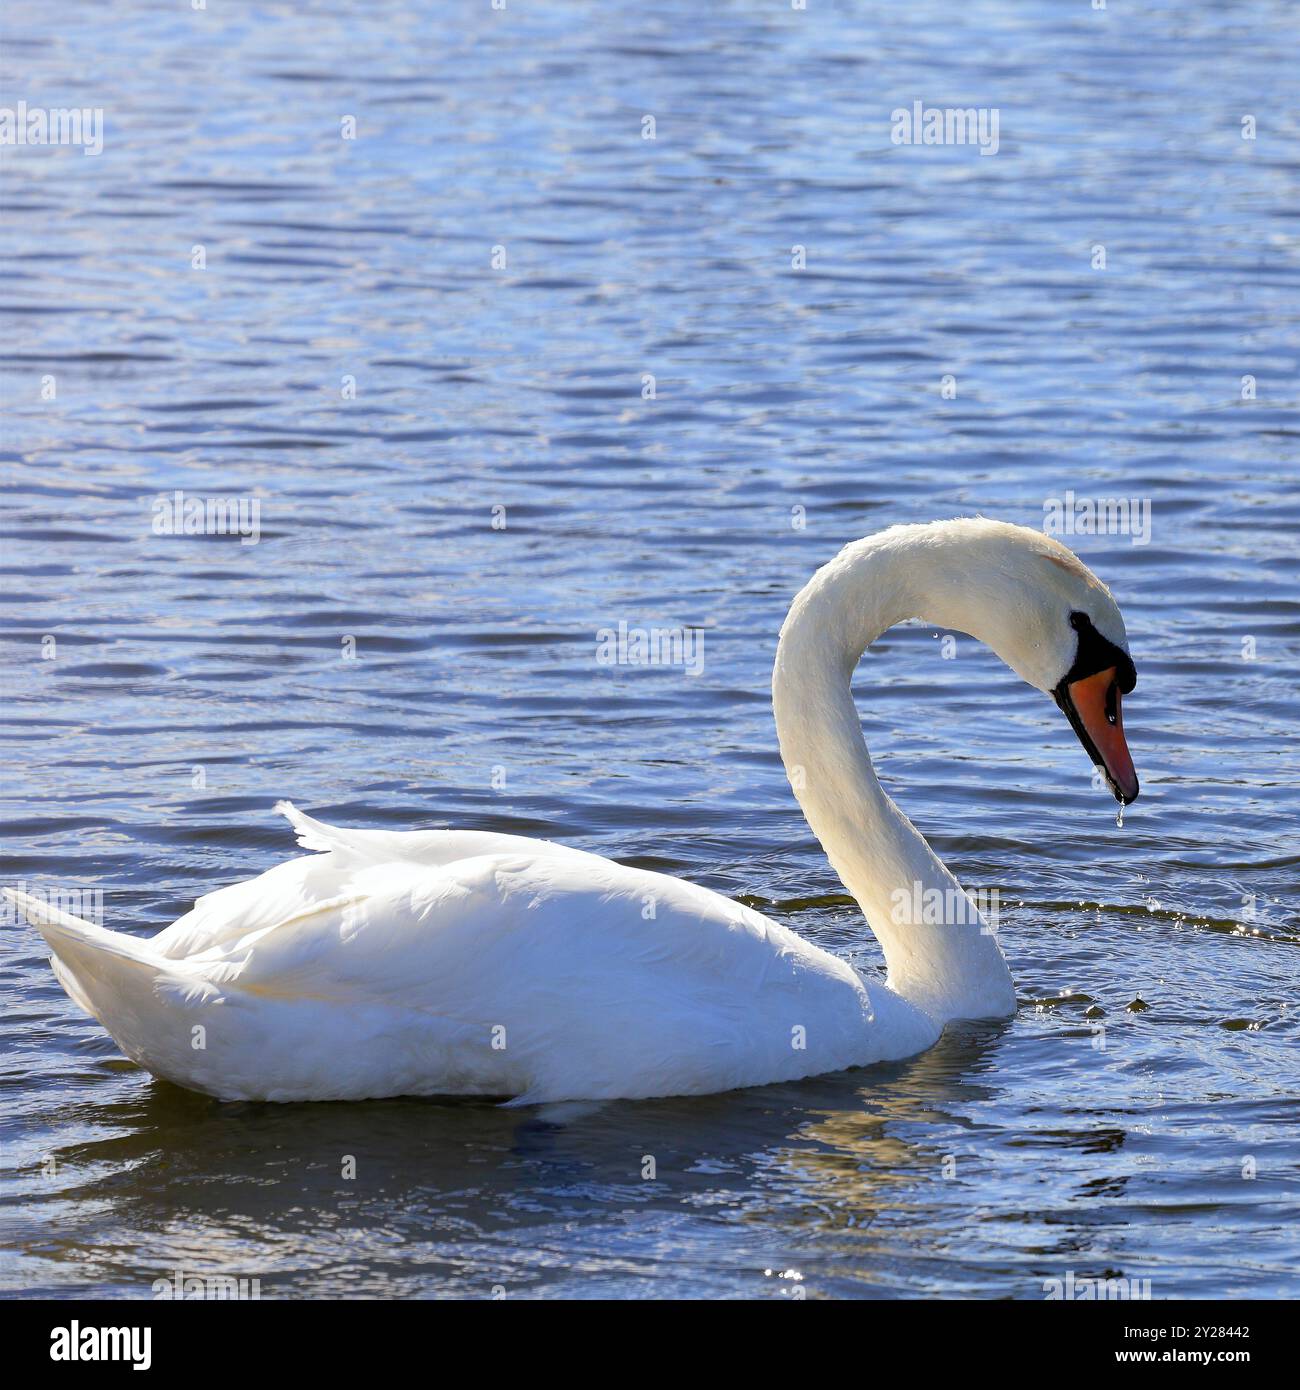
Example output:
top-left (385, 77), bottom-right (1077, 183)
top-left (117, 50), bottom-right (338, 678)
top-left (773, 532), bottom-right (1015, 1022)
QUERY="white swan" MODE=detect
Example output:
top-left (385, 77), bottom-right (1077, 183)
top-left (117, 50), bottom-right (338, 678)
top-left (6, 518), bottom-right (1139, 1104)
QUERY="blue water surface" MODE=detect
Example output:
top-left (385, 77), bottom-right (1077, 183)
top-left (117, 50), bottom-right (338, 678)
top-left (1, 0), bottom-right (1297, 1298)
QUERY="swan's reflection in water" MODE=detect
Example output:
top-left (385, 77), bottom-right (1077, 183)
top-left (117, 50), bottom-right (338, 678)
top-left (20, 1023), bottom-right (1057, 1298)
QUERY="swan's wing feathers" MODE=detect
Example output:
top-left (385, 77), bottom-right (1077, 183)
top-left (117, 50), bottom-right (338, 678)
top-left (275, 800), bottom-right (337, 852)
top-left (153, 854), bottom-right (353, 959)
top-left (217, 854), bottom-right (587, 998)
top-left (274, 801), bottom-right (587, 870)
top-left (191, 853), bottom-right (736, 1008)
top-left (154, 806), bottom-right (592, 961)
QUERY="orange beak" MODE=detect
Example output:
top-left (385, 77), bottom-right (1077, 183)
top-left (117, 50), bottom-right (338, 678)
top-left (1055, 665), bottom-right (1139, 804)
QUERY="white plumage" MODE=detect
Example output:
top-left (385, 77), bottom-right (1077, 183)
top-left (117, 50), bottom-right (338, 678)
top-left (7, 518), bottom-right (1136, 1103)
top-left (7, 807), bottom-right (935, 1101)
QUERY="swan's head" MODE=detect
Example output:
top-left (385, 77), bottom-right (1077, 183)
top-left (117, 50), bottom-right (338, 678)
top-left (940, 521), bottom-right (1139, 804)
top-left (782, 517), bottom-right (1141, 805)
top-left (1043, 568), bottom-right (1138, 806)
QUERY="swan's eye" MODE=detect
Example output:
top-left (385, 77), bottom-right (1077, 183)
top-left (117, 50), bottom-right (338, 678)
top-left (1063, 610), bottom-right (1137, 693)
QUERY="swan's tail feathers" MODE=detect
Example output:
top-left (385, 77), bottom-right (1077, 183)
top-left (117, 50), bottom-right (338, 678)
top-left (4, 886), bottom-right (169, 1022)
top-left (5, 887), bottom-right (146, 959)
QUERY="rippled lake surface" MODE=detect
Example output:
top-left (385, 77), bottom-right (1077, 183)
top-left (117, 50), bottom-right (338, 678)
top-left (1, 1), bottom-right (1297, 1299)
